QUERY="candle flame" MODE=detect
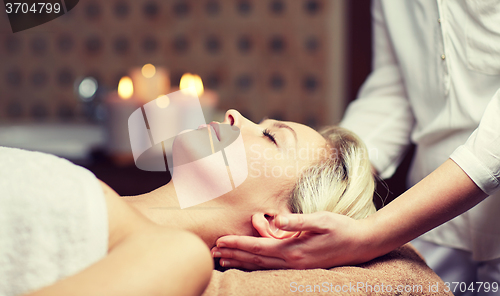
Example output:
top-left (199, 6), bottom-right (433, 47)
top-left (180, 73), bottom-right (204, 97)
top-left (118, 76), bottom-right (134, 99)
top-left (142, 64), bottom-right (156, 78)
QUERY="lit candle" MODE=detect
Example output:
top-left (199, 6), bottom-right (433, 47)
top-left (130, 63), bottom-right (170, 103)
top-left (178, 73), bottom-right (219, 123)
top-left (105, 76), bottom-right (141, 166)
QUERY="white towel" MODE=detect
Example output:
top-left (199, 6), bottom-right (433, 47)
top-left (0, 147), bottom-right (108, 296)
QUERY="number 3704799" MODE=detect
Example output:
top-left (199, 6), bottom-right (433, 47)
top-left (5, 2), bottom-right (61, 14)
top-left (444, 282), bottom-right (498, 294)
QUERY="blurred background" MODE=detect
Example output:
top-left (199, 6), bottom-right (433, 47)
top-left (0, 0), bottom-right (412, 206)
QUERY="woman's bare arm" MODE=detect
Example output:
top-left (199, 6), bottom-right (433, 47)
top-left (25, 181), bottom-right (213, 296)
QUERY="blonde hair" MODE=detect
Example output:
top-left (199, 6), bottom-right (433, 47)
top-left (288, 126), bottom-right (376, 219)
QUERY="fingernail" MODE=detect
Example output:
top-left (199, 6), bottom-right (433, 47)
top-left (278, 216), bottom-right (289, 227)
top-left (221, 260), bottom-right (230, 267)
top-left (218, 243), bottom-right (226, 248)
top-left (212, 251), bottom-right (222, 257)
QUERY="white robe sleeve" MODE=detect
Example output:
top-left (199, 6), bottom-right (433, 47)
top-left (340, 0), bottom-right (415, 179)
top-left (450, 89), bottom-right (500, 195)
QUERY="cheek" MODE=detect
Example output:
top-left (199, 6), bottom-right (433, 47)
top-left (266, 158), bottom-right (311, 181)
top-left (241, 143), bottom-right (309, 194)
top-left (247, 158), bottom-right (297, 180)
top-left (240, 163), bottom-right (292, 194)
top-left (227, 164), bottom-right (296, 214)
top-left (253, 162), bottom-right (296, 198)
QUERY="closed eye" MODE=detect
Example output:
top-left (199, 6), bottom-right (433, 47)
top-left (262, 128), bottom-right (277, 145)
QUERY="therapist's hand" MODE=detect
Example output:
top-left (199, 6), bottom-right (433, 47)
top-left (211, 211), bottom-right (376, 270)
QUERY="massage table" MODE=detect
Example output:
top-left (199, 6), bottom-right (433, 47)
top-left (203, 244), bottom-right (453, 295)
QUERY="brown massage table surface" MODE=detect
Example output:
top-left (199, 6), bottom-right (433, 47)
top-left (203, 244), bottom-right (452, 296)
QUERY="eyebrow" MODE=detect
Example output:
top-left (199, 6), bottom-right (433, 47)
top-left (261, 118), bottom-right (298, 145)
top-left (260, 117), bottom-right (298, 146)
top-left (272, 121), bottom-right (298, 145)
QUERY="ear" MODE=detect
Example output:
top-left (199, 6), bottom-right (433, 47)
top-left (251, 213), bottom-right (300, 239)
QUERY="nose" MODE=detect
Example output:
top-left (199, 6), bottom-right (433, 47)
top-left (223, 109), bottom-right (243, 128)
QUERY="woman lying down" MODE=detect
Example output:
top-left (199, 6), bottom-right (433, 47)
top-left (0, 109), bottom-right (376, 296)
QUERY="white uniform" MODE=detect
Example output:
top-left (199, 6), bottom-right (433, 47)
top-left (340, 0), bottom-right (500, 295)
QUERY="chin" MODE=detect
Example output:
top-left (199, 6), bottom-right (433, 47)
top-left (171, 128), bottom-right (213, 167)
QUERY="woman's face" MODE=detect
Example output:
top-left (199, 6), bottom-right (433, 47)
top-left (215, 109), bottom-right (327, 216)
top-left (171, 109), bottom-right (327, 235)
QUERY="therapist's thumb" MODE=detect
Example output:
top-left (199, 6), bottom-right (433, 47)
top-left (276, 212), bottom-right (334, 233)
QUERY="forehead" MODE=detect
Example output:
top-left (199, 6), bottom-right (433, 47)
top-left (282, 120), bottom-right (326, 148)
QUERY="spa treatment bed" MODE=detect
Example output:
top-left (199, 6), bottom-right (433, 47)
top-left (203, 244), bottom-right (452, 296)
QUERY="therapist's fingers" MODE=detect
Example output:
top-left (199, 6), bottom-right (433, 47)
top-left (216, 235), bottom-right (288, 259)
top-left (217, 259), bottom-right (262, 271)
top-left (213, 247), bottom-right (288, 270)
top-left (215, 235), bottom-right (287, 259)
top-left (275, 212), bottom-right (334, 233)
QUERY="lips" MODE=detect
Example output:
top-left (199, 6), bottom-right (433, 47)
top-left (209, 122), bottom-right (221, 141)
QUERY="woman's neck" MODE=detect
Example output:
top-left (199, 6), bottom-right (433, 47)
top-left (122, 182), bottom-right (234, 248)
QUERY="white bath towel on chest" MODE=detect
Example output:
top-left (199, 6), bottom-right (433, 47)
top-left (0, 147), bottom-right (108, 296)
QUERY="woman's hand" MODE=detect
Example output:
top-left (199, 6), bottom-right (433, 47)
top-left (211, 211), bottom-right (377, 270)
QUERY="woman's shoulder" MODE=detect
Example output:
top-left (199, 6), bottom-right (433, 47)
top-left (98, 181), bottom-right (153, 252)
top-left (0, 146), bottom-right (141, 252)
